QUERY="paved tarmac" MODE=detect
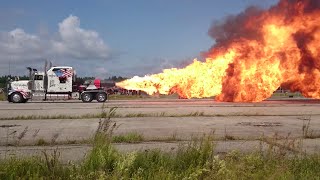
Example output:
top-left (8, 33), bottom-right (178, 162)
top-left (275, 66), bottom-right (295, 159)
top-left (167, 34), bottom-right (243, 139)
top-left (0, 98), bottom-right (319, 161)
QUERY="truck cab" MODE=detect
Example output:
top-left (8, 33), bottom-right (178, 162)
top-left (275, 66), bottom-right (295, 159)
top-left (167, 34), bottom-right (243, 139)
top-left (47, 66), bottom-right (74, 93)
top-left (6, 61), bottom-right (108, 103)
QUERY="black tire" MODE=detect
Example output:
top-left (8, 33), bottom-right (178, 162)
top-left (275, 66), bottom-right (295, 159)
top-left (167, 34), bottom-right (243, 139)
top-left (7, 95), bottom-right (12, 102)
top-left (81, 92), bottom-right (93, 103)
top-left (11, 92), bottom-right (23, 103)
top-left (96, 92), bottom-right (107, 102)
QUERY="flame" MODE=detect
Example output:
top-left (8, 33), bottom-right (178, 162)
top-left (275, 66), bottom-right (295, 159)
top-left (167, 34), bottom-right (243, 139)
top-left (117, 0), bottom-right (320, 102)
top-left (117, 51), bottom-right (235, 98)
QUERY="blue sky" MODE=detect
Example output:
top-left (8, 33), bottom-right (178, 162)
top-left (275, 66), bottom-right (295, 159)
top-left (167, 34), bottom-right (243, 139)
top-left (0, 0), bottom-right (278, 77)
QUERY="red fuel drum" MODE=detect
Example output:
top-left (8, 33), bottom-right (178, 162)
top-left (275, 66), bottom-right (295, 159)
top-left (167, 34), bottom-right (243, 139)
top-left (94, 79), bottom-right (101, 88)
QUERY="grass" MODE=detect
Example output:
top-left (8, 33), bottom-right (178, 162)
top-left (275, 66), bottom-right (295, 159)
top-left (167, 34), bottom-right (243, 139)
top-left (36, 138), bottom-right (49, 146)
top-left (112, 132), bottom-right (144, 143)
top-left (1, 134), bottom-right (320, 179)
top-left (0, 111), bottom-right (208, 120)
top-left (0, 111), bottom-right (207, 120)
top-left (148, 132), bottom-right (182, 142)
top-left (16, 132), bottom-right (179, 146)
top-left (0, 114), bottom-right (101, 120)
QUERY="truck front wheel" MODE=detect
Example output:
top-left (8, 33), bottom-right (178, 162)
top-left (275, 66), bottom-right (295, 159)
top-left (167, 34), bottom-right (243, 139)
top-left (96, 92), bottom-right (107, 102)
top-left (11, 92), bottom-right (23, 103)
top-left (81, 92), bottom-right (93, 103)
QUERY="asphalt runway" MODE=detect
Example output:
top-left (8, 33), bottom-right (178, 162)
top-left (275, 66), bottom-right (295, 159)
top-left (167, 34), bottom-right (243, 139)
top-left (0, 98), bottom-right (319, 161)
top-left (0, 98), bottom-right (320, 118)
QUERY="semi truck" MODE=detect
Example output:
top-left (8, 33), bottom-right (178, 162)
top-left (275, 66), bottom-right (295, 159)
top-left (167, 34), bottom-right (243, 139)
top-left (6, 61), bottom-right (112, 103)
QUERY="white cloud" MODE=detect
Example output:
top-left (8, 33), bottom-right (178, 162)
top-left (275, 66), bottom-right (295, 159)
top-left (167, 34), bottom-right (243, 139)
top-left (96, 67), bottom-right (108, 74)
top-left (0, 15), bottom-right (110, 75)
top-left (0, 28), bottom-right (44, 62)
top-left (52, 15), bottom-right (109, 59)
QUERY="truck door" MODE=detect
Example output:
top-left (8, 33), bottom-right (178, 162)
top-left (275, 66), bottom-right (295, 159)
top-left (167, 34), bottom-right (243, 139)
top-left (33, 75), bottom-right (44, 91)
top-left (47, 68), bottom-right (73, 93)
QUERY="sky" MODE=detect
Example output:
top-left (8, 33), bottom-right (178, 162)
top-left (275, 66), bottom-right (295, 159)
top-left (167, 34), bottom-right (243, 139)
top-left (0, 0), bottom-right (278, 78)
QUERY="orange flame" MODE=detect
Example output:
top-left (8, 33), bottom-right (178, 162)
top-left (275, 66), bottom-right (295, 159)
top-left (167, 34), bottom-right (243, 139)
top-left (117, 0), bottom-right (320, 102)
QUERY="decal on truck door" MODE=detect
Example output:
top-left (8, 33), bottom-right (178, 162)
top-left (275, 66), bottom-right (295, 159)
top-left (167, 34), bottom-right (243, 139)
top-left (54, 69), bottom-right (73, 78)
top-left (53, 69), bottom-right (73, 83)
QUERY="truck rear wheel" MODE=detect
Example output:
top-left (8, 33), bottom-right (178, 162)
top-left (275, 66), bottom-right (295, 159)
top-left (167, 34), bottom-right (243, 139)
top-left (96, 92), bottom-right (107, 102)
top-left (11, 92), bottom-right (23, 103)
top-left (81, 92), bottom-right (93, 102)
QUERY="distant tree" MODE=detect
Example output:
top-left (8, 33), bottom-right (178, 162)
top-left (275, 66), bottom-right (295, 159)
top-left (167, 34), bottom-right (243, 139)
top-left (106, 76), bottom-right (128, 82)
top-left (75, 76), bottom-right (95, 84)
top-left (0, 75), bottom-right (31, 88)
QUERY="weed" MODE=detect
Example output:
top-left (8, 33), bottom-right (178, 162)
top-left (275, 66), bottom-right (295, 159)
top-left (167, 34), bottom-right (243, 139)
top-left (303, 132), bottom-right (320, 139)
top-left (124, 113), bottom-right (150, 118)
top-left (224, 128), bottom-right (236, 141)
top-left (32, 129), bottom-right (40, 138)
top-left (81, 107), bottom-right (119, 176)
top-left (300, 114), bottom-right (320, 139)
top-left (261, 133), bottom-right (303, 156)
top-left (302, 115), bottom-right (312, 138)
top-left (51, 133), bottom-right (60, 145)
top-left (187, 111), bottom-right (205, 116)
top-left (42, 149), bottom-right (61, 177)
top-left (164, 132), bottom-right (179, 142)
top-left (15, 126), bottom-right (28, 145)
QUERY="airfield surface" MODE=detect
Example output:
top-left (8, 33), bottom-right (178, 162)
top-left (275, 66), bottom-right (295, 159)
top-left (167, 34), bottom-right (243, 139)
top-left (0, 98), bottom-right (319, 162)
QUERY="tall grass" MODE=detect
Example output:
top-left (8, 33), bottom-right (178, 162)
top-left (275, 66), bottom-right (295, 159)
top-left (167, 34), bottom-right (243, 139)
top-left (1, 136), bottom-right (319, 179)
top-left (0, 107), bottom-right (319, 179)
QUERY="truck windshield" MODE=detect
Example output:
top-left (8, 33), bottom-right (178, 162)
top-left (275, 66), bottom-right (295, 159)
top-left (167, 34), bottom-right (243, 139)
top-left (34, 75), bottom-right (43, 80)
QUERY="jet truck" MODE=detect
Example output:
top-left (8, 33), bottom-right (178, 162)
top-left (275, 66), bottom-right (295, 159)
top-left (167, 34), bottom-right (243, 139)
top-left (6, 61), bottom-right (111, 103)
